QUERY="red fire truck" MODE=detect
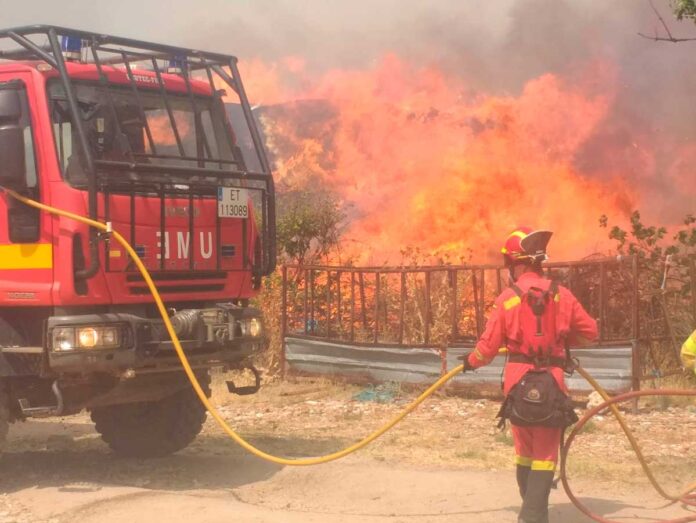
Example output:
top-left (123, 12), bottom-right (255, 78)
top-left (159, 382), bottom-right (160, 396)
top-left (0, 26), bottom-right (276, 456)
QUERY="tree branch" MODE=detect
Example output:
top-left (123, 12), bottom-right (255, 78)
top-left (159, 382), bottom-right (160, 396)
top-left (652, 0), bottom-right (677, 39)
top-left (638, 31), bottom-right (696, 42)
top-left (638, 0), bottom-right (696, 42)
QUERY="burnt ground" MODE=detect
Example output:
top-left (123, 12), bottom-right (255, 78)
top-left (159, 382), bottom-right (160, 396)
top-left (0, 375), bottom-right (694, 523)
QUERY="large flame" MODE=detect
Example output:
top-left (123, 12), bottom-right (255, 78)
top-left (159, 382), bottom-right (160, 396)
top-left (239, 54), bottom-right (679, 263)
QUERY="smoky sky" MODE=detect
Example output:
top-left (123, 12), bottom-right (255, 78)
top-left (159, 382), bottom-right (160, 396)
top-left (5, 0), bottom-right (695, 132)
top-left (1, 0), bottom-right (695, 218)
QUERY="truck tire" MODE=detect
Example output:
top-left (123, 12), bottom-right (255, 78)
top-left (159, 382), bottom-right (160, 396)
top-left (90, 374), bottom-right (210, 458)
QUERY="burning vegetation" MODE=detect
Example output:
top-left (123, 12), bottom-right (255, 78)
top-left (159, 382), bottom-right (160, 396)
top-left (238, 49), bottom-right (695, 379)
top-left (240, 54), bottom-right (693, 265)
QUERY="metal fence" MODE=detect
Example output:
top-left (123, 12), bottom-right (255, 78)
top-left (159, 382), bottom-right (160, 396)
top-left (280, 255), bottom-right (694, 392)
top-left (281, 256), bottom-right (639, 345)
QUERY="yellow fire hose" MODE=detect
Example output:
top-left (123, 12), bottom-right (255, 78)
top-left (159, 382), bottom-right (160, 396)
top-left (574, 366), bottom-right (696, 504)
top-left (4, 188), bottom-right (695, 520)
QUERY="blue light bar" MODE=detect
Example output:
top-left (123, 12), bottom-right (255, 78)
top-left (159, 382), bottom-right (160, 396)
top-left (60, 35), bottom-right (83, 61)
top-left (167, 56), bottom-right (185, 75)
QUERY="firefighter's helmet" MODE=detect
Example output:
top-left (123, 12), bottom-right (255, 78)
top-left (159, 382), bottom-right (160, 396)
top-left (501, 227), bottom-right (553, 267)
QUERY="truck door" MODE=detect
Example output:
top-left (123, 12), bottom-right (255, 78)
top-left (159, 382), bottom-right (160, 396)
top-left (0, 75), bottom-right (53, 305)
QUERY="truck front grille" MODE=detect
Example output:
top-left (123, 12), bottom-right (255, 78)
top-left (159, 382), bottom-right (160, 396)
top-left (126, 271), bottom-right (226, 295)
top-left (128, 284), bottom-right (225, 295)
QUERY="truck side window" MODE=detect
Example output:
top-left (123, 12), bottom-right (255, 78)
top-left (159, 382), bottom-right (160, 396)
top-left (14, 85), bottom-right (38, 189)
top-left (53, 120), bottom-right (72, 172)
top-left (24, 127), bottom-right (37, 188)
top-left (6, 81), bottom-right (40, 243)
top-left (51, 100), bottom-right (73, 174)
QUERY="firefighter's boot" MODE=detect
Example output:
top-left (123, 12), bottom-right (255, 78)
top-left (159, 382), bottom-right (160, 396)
top-left (518, 470), bottom-right (554, 523)
top-left (516, 464), bottom-right (531, 498)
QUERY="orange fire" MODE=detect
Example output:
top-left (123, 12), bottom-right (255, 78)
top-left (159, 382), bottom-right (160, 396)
top-left (145, 112), bottom-right (192, 150)
top-left (239, 54), bottom-right (684, 263)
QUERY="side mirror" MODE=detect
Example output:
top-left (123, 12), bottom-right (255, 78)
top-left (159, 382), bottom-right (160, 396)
top-left (0, 86), bottom-right (26, 190)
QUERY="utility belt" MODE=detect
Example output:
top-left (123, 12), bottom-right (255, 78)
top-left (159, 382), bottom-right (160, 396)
top-left (497, 352), bottom-right (578, 429)
top-left (507, 352), bottom-right (569, 370)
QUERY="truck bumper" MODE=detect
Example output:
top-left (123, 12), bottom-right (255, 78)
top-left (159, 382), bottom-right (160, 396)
top-left (45, 305), bottom-right (264, 375)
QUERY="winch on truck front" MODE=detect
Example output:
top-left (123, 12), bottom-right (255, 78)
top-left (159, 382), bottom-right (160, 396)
top-left (0, 25), bottom-right (275, 457)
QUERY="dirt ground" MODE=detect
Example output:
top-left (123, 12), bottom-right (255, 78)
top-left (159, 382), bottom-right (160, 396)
top-left (0, 374), bottom-right (694, 523)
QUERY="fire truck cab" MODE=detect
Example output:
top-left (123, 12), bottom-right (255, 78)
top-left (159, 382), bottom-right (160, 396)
top-left (0, 26), bottom-right (276, 457)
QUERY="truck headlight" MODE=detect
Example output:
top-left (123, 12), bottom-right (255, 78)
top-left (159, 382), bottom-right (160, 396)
top-left (78, 328), bottom-right (99, 348)
top-left (53, 327), bottom-right (75, 352)
top-left (77, 326), bottom-right (120, 349)
top-left (239, 318), bottom-right (262, 337)
top-left (249, 318), bottom-right (261, 337)
top-left (52, 325), bottom-right (122, 351)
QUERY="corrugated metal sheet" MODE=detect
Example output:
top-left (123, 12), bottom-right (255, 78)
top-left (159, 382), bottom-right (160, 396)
top-left (285, 338), bottom-right (443, 384)
top-left (285, 337), bottom-right (634, 394)
top-left (445, 346), bottom-right (634, 393)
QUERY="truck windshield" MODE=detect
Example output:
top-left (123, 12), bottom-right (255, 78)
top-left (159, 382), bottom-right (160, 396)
top-left (47, 80), bottom-right (262, 183)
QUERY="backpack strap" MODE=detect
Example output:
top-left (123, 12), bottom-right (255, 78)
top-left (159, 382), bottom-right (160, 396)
top-left (540, 280), bottom-right (560, 336)
top-left (547, 280), bottom-right (575, 374)
top-left (526, 286), bottom-right (547, 336)
top-left (549, 279), bottom-right (559, 298)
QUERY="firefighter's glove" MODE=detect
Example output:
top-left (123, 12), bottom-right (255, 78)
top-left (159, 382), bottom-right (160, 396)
top-left (458, 352), bottom-right (475, 373)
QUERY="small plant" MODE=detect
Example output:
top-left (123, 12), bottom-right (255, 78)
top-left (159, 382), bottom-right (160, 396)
top-left (600, 211), bottom-right (695, 374)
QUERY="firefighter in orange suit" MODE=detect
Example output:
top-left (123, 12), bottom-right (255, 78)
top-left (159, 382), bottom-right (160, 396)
top-left (460, 227), bottom-right (598, 523)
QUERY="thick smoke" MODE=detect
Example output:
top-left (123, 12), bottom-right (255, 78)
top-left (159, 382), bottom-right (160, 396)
top-left (1, 0), bottom-right (693, 227)
top-left (178, 0), bottom-right (696, 224)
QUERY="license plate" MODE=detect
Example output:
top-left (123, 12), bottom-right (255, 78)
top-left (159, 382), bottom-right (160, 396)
top-left (217, 187), bottom-right (249, 218)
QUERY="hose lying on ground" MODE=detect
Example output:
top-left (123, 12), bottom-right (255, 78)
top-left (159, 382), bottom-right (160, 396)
top-left (5, 187), bottom-right (696, 520)
top-left (560, 380), bottom-right (696, 523)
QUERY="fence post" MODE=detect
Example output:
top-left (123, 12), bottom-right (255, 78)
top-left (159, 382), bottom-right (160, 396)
top-left (424, 271), bottom-right (431, 345)
top-left (599, 262), bottom-right (606, 342)
top-left (350, 271), bottom-right (356, 342)
top-left (632, 256), bottom-right (639, 341)
top-left (326, 270), bottom-right (332, 339)
top-left (631, 256), bottom-right (641, 405)
top-left (303, 268), bottom-right (309, 335)
top-left (472, 270), bottom-right (482, 338)
top-left (337, 270), bottom-right (342, 335)
top-left (281, 265), bottom-right (288, 378)
top-left (631, 339), bottom-right (641, 411)
top-left (374, 272), bottom-right (380, 344)
top-left (359, 272), bottom-right (368, 330)
top-left (399, 271), bottom-right (406, 345)
top-left (450, 269), bottom-right (457, 342)
top-left (310, 269), bottom-right (315, 335)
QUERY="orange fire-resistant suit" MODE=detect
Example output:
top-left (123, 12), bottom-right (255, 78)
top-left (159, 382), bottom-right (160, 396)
top-left (465, 271), bottom-right (598, 520)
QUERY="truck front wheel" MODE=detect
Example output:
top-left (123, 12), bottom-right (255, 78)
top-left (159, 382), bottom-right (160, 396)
top-left (91, 375), bottom-right (210, 458)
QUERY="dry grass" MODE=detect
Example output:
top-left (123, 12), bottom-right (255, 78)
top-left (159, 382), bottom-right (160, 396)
top-left (205, 374), bottom-right (696, 489)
